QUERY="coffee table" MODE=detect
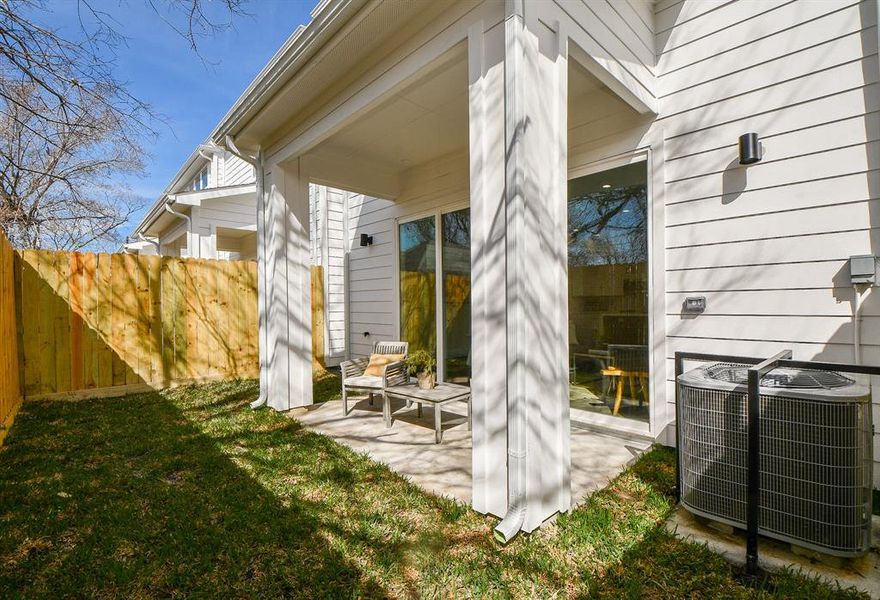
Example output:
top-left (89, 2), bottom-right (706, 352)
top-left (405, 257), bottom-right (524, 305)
top-left (383, 382), bottom-right (471, 443)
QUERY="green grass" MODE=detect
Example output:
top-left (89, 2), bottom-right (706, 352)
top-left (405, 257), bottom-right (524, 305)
top-left (0, 376), bottom-right (867, 598)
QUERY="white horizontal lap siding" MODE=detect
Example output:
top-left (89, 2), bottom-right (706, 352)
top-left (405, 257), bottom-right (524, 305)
top-left (346, 154), bottom-right (469, 360)
top-left (325, 188), bottom-right (347, 361)
top-left (310, 185), bottom-right (321, 265)
top-left (197, 198), bottom-right (258, 231)
top-left (657, 0), bottom-right (879, 486)
top-left (224, 153), bottom-right (256, 186)
top-left (552, 0), bottom-right (656, 111)
top-left (347, 192), bottom-right (396, 358)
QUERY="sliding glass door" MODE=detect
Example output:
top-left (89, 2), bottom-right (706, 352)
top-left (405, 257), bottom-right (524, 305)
top-left (398, 207), bottom-right (471, 383)
top-left (567, 161), bottom-right (649, 425)
top-left (441, 209), bottom-right (471, 383)
top-left (399, 216), bottom-right (437, 353)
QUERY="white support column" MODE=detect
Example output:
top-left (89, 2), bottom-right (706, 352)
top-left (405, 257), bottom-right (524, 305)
top-left (476, 1), bottom-right (570, 534)
top-left (256, 151), bottom-right (269, 406)
top-left (469, 20), bottom-right (509, 517)
top-left (260, 156), bottom-right (313, 411)
top-left (514, 9), bottom-right (570, 531)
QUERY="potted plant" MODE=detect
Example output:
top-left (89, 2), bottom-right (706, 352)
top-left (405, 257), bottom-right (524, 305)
top-left (406, 349), bottom-right (436, 390)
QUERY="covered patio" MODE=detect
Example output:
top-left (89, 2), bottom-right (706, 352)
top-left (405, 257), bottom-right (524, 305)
top-left (294, 394), bottom-right (650, 505)
top-left (227, 0), bottom-right (662, 537)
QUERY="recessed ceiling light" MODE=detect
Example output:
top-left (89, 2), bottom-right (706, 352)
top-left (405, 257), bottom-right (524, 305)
top-left (601, 184), bottom-right (611, 189)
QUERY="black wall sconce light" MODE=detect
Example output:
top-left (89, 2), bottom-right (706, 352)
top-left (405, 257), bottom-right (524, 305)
top-left (738, 132), bottom-right (762, 165)
top-left (359, 233), bottom-right (373, 247)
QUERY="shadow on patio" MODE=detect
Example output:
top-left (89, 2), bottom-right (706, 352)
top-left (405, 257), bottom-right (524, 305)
top-left (295, 388), bottom-right (651, 508)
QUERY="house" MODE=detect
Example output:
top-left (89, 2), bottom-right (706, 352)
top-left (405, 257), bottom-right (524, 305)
top-left (127, 146), bottom-right (258, 259)
top-left (127, 146), bottom-right (350, 366)
top-left (190, 0), bottom-right (877, 538)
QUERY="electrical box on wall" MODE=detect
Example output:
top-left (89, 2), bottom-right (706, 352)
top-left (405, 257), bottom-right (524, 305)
top-left (849, 255), bottom-right (876, 285)
top-left (683, 296), bottom-right (706, 313)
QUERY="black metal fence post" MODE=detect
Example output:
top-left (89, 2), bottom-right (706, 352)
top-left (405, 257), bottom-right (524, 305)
top-left (744, 350), bottom-right (791, 576)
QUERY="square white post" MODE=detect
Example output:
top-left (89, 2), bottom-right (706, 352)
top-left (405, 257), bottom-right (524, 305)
top-left (469, 6), bottom-right (571, 529)
top-left (259, 156), bottom-right (313, 410)
top-left (469, 20), bottom-right (509, 517)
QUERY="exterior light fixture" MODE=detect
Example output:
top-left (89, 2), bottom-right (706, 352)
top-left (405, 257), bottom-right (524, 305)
top-left (360, 233), bottom-right (373, 247)
top-left (738, 132), bottom-right (762, 165)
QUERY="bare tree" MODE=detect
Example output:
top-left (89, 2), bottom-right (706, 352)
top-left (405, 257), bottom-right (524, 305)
top-left (0, 0), bottom-right (248, 250)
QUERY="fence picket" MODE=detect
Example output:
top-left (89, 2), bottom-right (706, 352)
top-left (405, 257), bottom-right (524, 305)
top-left (1, 240), bottom-right (322, 401)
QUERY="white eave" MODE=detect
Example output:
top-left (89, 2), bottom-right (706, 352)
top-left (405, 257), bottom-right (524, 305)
top-left (209, 0), bottom-right (367, 147)
top-left (133, 148), bottom-right (210, 236)
top-left (171, 182), bottom-right (256, 205)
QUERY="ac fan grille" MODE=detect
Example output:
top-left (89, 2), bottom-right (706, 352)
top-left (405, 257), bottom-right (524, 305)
top-left (678, 372), bottom-right (872, 557)
top-left (703, 363), bottom-right (855, 389)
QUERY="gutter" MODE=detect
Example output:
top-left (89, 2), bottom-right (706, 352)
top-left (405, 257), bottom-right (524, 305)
top-left (163, 196), bottom-right (194, 257)
top-left (210, 0), bottom-right (367, 143)
top-left (137, 233), bottom-right (160, 253)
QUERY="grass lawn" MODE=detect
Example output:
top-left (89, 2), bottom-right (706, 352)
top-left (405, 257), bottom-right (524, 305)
top-left (0, 375), bottom-right (868, 598)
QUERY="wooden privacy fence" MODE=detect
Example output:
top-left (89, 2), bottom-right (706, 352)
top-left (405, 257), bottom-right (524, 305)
top-left (4, 244), bottom-right (325, 401)
top-left (15, 250), bottom-right (260, 399)
top-left (0, 232), bottom-right (22, 443)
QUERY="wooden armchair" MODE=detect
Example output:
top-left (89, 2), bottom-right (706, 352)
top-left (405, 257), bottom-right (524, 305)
top-left (340, 341), bottom-right (409, 416)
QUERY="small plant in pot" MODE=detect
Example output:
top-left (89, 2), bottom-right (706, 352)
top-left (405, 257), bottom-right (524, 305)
top-left (406, 350), bottom-right (437, 390)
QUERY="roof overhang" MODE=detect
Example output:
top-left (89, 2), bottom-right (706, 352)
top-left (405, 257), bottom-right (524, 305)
top-left (171, 183), bottom-right (256, 206)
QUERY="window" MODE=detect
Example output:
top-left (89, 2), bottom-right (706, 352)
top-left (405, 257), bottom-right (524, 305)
top-left (191, 165), bottom-right (210, 191)
top-left (399, 216), bottom-right (437, 354)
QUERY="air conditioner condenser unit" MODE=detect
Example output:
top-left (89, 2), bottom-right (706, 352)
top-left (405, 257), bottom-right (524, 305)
top-left (677, 362), bottom-right (873, 557)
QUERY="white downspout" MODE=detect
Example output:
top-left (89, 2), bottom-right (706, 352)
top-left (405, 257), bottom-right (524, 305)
top-left (853, 284), bottom-right (869, 365)
top-left (137, 233), bottom-right (160, 253)
top-left (164, 196), bottom-right (193, 257)
top-left (219, 134), bottom-right (266, 410)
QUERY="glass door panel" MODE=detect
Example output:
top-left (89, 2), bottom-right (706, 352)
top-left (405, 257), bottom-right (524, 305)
top-left (568, 161), bottom-right (649, 424)
top-left (441, 208), bottom-right (471, 383)
top-left (399, 217), bottom-right (437, 353)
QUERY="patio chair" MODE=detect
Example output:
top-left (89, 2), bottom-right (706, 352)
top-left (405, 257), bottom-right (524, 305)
top-left (340, 341), bottom-right (409, 416)
top-left (601, 344), bottom-right (649, 415)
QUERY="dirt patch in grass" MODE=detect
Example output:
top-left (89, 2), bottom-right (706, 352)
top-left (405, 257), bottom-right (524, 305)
top-left (0, 379), bottom-right (867, 598)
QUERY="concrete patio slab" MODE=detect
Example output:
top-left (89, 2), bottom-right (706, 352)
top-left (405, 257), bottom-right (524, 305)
top-left (290, 395), bottom-right (650, 506)
top-left (666, 508), bottom-right (880, 599)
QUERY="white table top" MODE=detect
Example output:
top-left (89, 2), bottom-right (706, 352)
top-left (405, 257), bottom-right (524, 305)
top-left (385, 381), bottom-right (470, 402)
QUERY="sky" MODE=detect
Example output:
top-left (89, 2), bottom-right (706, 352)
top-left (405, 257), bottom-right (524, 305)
top-left (38, 0), bottom-right (316, 237)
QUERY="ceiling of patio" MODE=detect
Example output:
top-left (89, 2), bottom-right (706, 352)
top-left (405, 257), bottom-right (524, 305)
top-left (306, 46), bottom-right (469, 194)
top-left (305, 45), bottom-right (644, 198)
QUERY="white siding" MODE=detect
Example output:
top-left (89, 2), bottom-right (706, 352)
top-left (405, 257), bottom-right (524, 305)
top-left (654, 0), bottom-right (880, 485)
top-left (325, 188), bottom-right (347, 362)
top-left (347, 154), bottom-right (469, 359)
top-left (223, 152), bottom-right (256, 186)
top-left (308, 184), bottom-right (348, 364)
top-left (196, 196), bottom-right (257, 232)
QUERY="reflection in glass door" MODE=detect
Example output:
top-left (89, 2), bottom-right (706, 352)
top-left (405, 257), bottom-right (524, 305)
top-left (441, 209), bottom-right (471, 383)
top-left (568, 161), bottom-right (649, 424)
top-left (398, 208), bottom-right (471, 383)
top-left (399, 216), bottom-right (436, 353)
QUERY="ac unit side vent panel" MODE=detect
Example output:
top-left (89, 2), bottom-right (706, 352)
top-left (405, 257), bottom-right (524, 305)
top-left (678, 363), bottom-right (873, 557)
